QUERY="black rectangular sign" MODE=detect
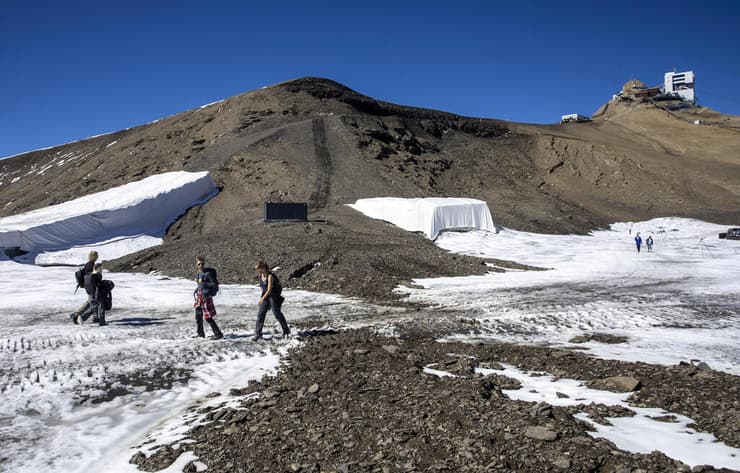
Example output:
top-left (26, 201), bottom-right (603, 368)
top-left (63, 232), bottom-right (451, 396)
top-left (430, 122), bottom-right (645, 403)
top-left (264, 202), bottom-right (308, 222)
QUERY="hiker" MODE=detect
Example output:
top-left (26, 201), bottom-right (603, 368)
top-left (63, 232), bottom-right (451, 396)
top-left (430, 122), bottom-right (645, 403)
top-left (254, 261), bottom-right (290, 341)
top-left (193, 256), bottom-right (223, 340)
top-left (634, 233), bottom-right (642, 253)
top-left (76, 263), bottom-right (107, 326)
top-left (646, 235), bottom-right (654, 252)
top-left (70, 250), bottom-right (99, 323)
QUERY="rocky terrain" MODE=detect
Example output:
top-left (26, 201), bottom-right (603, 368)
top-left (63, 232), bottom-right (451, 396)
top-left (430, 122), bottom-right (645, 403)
top-left (1, 78), bottom-right (739, 472)
top-left (0, 77), bottom-right (738, 299)
top-left (130, 327), bottom-right (739, 473)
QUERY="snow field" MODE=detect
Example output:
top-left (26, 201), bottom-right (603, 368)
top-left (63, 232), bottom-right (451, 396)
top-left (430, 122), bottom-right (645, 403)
top-left (401, 218), bottom-right (740, 374)
top-left (0, 260), bottom-right (380, 473)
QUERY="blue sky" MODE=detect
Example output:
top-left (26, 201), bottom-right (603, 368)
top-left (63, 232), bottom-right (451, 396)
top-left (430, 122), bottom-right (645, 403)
top-left (1, 0), bottom-right (739, 158)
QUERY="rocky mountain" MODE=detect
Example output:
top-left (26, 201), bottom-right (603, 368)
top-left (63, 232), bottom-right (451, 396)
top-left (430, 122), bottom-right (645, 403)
top-left (1, 77), bottom-right (738, 298)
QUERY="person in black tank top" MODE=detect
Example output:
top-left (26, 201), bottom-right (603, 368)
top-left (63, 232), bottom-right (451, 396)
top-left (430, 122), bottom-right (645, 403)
top-left (254, 261), bottom-right (290, 340)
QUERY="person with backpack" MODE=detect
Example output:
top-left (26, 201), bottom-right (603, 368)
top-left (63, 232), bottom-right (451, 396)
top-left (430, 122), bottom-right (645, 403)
top-left (646, 235), bottom-right (654, 252)
top-left (194, 256), bottom-right (223, 340)
top-left (634, 233), bottom-right (643, 253)
top-left (77, 263), bottom-right (108, 326)
top-left (70, 251), bottom-right (99, 323)
top-left (254, 261), bottom-right (290, 341)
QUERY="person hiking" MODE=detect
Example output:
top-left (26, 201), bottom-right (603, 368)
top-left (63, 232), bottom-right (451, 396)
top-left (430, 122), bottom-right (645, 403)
top-left (646, 235), bottom-right (654, 252)
top-left (193, 256), bottom-right (223, 340)
top-left (254, 261), bottom-right (290, 341)
top-left (70, 250), bottom-right (99, 323)
top-left (77, 263), bottom-right (107, 326)
top-left (634, 233), bottom-right (642, 253)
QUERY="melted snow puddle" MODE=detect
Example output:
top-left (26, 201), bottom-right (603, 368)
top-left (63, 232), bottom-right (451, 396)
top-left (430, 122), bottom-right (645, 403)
top-left (424, 362), bottom-right (740, 470)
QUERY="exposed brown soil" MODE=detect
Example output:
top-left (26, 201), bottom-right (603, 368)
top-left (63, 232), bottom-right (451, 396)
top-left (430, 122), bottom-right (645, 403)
top-left (0, 77), bottom-right (738, 300)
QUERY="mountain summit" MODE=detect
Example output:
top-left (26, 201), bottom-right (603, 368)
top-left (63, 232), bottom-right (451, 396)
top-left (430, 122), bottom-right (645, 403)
top-left (1, 77), bottom-right (738, 298)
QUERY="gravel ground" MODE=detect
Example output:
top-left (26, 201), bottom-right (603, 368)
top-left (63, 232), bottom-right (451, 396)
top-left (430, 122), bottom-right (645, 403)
top-left (131, 323), bottom-right (739, 473)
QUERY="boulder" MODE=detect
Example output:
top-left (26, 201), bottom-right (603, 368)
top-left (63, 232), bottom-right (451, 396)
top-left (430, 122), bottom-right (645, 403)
top-left (524, 425), bottom-right (558, 441)
top-left (588, 376), bottom-right (641, 392)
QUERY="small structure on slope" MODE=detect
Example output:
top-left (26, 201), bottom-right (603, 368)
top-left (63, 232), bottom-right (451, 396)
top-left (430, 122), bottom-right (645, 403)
top-left (348, 197), bottom-right (496, 240)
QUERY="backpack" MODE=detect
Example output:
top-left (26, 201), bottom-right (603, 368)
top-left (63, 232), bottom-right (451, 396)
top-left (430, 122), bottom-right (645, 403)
top-left (74, 266), bottom-right (85, 290)
top-left (100, 280), bottom-right (115, 310)
top-left (202, 268), bottom-right (219, 298)
top-left (270, 272), bottom-right (282, 296)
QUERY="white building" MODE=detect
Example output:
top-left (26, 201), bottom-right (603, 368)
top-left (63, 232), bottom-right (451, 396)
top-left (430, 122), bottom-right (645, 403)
top-left (560, 113), bottom-right (590, 123)
top-left (664, 70), bottom-right (695, 102)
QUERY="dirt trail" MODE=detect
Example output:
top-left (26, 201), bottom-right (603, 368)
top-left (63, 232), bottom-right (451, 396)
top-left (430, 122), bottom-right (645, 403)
top-left (309, 118), bottom-right (333, 210)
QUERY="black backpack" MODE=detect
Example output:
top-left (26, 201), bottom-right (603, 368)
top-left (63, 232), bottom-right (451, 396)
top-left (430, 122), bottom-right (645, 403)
top-left (270, 272), bottom-right (282, 296)
top-left (202, 268), bottom-right (219, 298)
top-left (74, 266), bottom-right (85, 290)
top-left (100, 280), bottom-right (115, 310)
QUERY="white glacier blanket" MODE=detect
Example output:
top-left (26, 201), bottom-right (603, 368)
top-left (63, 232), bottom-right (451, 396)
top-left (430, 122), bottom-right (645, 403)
top-left (348, 197), bottom-right (495, 239)
top-left (0, 171), bottom-right (218, 254)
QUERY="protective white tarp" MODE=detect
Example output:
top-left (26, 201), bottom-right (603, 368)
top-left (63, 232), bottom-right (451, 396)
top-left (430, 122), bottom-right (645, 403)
top-left (0, 171), bottom-right (218, 257)
top-left (348, 197), bottom-right (496, 239)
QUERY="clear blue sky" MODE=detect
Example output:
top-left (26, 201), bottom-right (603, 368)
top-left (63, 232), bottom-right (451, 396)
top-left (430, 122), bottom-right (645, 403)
top-left (2, 0), bottom-right (739, 158)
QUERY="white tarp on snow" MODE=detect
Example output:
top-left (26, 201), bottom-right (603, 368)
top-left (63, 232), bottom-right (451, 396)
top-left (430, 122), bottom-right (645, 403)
top-left (0, 171), bottom-right (218, 257)
top-left (348, 197), bottom-right (496, 239)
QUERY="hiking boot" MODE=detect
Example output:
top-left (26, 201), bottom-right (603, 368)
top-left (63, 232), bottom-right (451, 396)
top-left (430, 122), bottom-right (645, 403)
top-left (208, 334), bottom-right (223, 340)
top-left (252, 335), bottom-right (264, 342)
top-left (70, 313), bottom-right (79, 325)
top-left (92, 317), bottom-right (99, 323)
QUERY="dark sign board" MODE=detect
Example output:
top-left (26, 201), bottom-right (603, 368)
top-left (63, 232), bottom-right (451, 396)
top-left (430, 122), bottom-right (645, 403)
top-left (264, 202), bottom-right (308, 222)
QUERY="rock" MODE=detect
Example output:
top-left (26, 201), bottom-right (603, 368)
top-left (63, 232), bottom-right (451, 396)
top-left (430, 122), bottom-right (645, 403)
top-left (696, 362), bottom-right (711, 371)
top-left (485, 374), bottom-right (521, 390)
top-left (588, 376), bottom-right (641, 392)
top-left (307, 383), bottom-right (320, 394)
top-left (524, 425), bottom-right (558, 441)
top-left (382, 345), bottom-right (400, 354)
top-left (446, 357), bottom-right (478, 375)
top-left (531, 402), bottom-right (553, 418)
top-left (569, 333), bottom-right (628, 344)
top-left (555, 391), bottom-right (569, 398)
top-left (549, 350), bottom-right (571, 359)
top-left (552, 457), bottom-right (571, 469)
top-left (183, 462), bottom-right (198, 473)
top-left (129, 452), bottom-right (146, 465)
top-left (692, 466), bottom-right (715, 473)
top-left (205, 391), bottom-right (221, 398)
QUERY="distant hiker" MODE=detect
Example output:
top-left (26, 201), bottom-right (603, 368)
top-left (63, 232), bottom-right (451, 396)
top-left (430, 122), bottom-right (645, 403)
top-left (254, 261), bottom-right (290, 341)
top-left (635, 233), bottom-right (642, 253)
top-left (193, 256), bottom-right (223, 340)
top-left (70, 251), bottom-right (99, 323)
top-left (76, 263), bottom-right (108, 326)
top-left (646, 235), bottom-right (654, 252)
